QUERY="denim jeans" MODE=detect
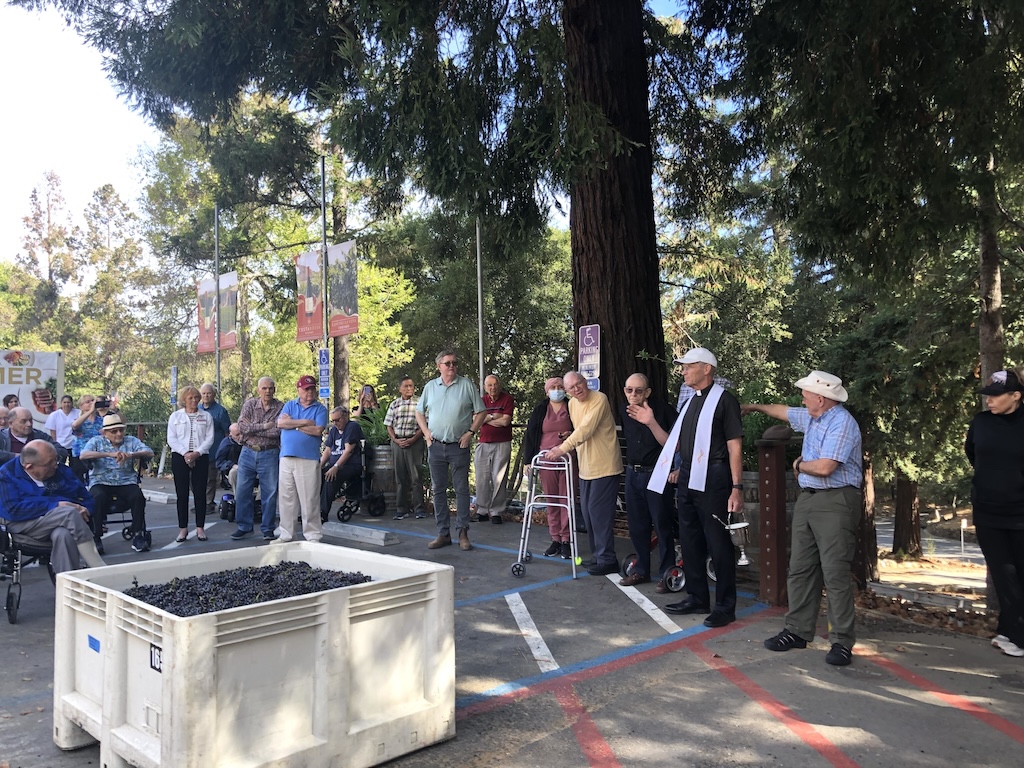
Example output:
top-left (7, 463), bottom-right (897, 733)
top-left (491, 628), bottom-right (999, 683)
top-left (235, 446), bottom-right (279, 535)
top-left (428, 441), bottom-right (471, 536)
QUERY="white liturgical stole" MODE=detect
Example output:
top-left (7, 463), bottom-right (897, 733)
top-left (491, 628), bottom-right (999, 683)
top-left (647, 383), bottom-right (725, 494)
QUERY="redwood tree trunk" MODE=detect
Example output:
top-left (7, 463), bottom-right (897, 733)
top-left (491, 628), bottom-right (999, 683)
top-left (563, 0), bottom-right (667, 409)
top-left (892, 473), bottom-right (921, 557)
top-left (977, 165), bottom-right (1004, 383)
top-left (852, 453), bottom-right (878, 588)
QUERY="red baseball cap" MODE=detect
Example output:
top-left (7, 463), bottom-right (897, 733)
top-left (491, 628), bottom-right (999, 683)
top-left (296, 375), bottom-right (317, 389)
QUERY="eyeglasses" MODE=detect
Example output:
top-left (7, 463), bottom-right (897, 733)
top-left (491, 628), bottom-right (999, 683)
top-left (331, 417), bottom-right (344, 422)
top-left (623, 387), bottom-right (647, 394)
top-left (441, 361), bottom-right (458, 367)
top-left (566, 380), bottom-right (587, 391)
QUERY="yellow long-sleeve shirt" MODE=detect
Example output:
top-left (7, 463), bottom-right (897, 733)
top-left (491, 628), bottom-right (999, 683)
top-left (560, 390), bottom-right (623, 480)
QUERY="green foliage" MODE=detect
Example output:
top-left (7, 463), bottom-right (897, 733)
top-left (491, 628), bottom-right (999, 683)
top-left (364, 211), bottom-right (573, 418)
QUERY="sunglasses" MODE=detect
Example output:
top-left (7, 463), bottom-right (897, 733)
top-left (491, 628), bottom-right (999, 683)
top-left (623, 387), bottom-right (647, 394)
top-left (441, 361), bottom-right (458, 367)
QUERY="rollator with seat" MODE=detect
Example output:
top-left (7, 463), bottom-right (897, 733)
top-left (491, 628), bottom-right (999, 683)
top-left (511, 451), bottom-right (579, 579)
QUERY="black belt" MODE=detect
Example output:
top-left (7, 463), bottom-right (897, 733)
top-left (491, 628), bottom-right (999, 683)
top-left (436, 440), bottom-right (461, 445)
top-left (629, 465), bottom-right (656, 472)
top-left (245, 444), bottom-right (277, 452)
top-left (802, 487), bottom-right (855, 494)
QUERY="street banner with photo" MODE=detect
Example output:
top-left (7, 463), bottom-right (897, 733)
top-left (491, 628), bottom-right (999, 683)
top-left (197, 277), bottom-right (218, 353)
top-left (327, 239), bottom-right (359, 337)
top-left (295, 249), bottom-right (324, 341)
top-left (1, 350), bottom-right (65, 430)
top-left (218, 271), bottom-right (239, 350)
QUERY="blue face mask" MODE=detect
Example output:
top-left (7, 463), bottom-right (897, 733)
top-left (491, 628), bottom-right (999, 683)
top-left (548, 389), bottom-right (566, 402)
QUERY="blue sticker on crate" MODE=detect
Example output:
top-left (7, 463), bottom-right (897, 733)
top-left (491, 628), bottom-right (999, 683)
top-left (150, 644), bottom-right (163, 673)
top-left (88, 635), bottom-right (100, 653)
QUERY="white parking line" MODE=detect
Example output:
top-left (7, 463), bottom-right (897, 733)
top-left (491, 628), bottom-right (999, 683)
top-left (505, 592), bottom-right (559, 672)
top-left (605, 574), bottom-right (680, 634)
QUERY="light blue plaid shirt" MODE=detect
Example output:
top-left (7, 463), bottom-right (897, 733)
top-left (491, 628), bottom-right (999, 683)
top-left (788, 405), bottom-right (862, 490)
top-left (81, 435), bottom-right (151, 489)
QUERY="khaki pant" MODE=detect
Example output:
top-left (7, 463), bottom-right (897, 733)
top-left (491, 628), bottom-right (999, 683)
top-left (784, 487), bottom-right (862, 648)
top-left (276, 456), bottom-right (322, 542)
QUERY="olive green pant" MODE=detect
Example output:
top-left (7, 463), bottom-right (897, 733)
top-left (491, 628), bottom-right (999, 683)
top-left (784, 487), bottom-right (862, 648)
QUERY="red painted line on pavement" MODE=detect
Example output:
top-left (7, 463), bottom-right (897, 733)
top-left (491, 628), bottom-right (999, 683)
top-left (552, 682), bottom-right (623, 768)
top-left (865, 652), bottom-right (1024, 745)
top-left (689, 643), bottom-right (861, 768)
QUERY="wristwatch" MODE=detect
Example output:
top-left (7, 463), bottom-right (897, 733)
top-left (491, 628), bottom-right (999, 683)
top-left (732, 484), bottom-right (744, 490)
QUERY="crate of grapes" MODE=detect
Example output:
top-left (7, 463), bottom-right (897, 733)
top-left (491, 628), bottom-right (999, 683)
top-left (52, 543), bottom-right (455, 768)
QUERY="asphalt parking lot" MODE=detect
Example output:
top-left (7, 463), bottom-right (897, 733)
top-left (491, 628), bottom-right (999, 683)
top-left (3, 489), bottom-right (1024, 768)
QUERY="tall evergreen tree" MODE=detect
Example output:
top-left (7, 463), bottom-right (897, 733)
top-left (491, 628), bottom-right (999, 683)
top-left (21, 0), bottom-right (670, 407)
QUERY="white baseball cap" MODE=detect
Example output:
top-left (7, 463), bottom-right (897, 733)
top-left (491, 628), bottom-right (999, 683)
top-left (674, 348), bottom-right (718, 367)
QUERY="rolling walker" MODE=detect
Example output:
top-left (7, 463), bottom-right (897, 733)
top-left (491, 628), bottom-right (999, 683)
top-left (511, 451), bottom-right (579, 579)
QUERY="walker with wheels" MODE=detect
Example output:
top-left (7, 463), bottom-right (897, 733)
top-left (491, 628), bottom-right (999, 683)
top-left (511, 451), bottom-right (579, 579)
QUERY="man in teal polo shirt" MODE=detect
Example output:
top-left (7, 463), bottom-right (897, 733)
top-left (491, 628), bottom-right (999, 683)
top-left (416, 349), bottom-right (486, 551)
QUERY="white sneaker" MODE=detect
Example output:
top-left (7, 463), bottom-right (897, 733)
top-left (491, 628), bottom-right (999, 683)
top-left (992, 634), bottom-right (1009, 648)
top-left (1000, 639), bottom-right (1024, 657)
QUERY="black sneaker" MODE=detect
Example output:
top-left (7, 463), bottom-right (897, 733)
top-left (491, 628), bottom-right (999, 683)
top-left (825, 643), bottom-right (853, 666)
top-left (263, 531), bottom-right (279, 541)
top-left (763, 629), bottom-right (808, 652)
top-left (544, 541), bottom-right (561, 557)
top-left (131, 533), bottom-right (149, 553)
top-left (560, 542), bottom-right (573, 559)
top-left (490, 515), bottom-right (503, 524)
top-left (95, 540), bottom-right (105, 556)
top-left (230, 529), bottom-right (254, 540)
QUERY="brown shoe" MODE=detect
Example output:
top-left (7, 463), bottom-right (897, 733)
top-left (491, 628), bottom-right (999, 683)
top-left (619, 572), bottom-right (650, 587)
top-left (427, 534), bottom-right (452, 549)
top-left (655, 579), bottom-right (669, 594)
top-left (458, 529), bottom-right (473, 551)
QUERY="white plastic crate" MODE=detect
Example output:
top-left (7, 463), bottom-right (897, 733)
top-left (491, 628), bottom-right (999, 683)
top-left (53, 543), bottom-right (455, 768)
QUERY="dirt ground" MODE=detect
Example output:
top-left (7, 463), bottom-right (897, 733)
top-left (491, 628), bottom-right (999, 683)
top-left (864, 502), bottom-right (996, 639)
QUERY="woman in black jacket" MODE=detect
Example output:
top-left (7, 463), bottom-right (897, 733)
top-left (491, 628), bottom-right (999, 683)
top-left (965, 368), bottom-right (1024, 658)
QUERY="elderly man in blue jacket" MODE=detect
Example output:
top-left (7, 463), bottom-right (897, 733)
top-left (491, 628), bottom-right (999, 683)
top-left (0, 440), bottom-right (105, 574)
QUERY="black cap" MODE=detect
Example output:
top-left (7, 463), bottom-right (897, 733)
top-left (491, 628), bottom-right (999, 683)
top-left (979, 370), bottom-right (1024, 396)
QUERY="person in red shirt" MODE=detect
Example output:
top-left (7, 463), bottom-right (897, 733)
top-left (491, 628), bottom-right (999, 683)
top-left (473, 375), bottom-right (514, 524)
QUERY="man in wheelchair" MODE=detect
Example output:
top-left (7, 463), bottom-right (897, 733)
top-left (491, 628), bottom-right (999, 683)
top-left (80, 414), bottom-right (155, 553)
top-left (0, 440), bottom-right (106, 574)
top-left (320, 406), bottom-right (363, 522)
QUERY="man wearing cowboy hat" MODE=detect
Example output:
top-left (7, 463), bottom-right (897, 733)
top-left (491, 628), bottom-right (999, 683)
top-left (742, 370), bottom-right (863, 667)
top-left (80, 413), bottom-right (155, 553)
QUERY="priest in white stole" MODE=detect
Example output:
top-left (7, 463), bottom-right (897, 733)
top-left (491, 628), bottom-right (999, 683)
top-left (648, 348), bottom-right (745, 627)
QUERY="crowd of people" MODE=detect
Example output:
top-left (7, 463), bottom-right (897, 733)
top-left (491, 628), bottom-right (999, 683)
top-left (0, 349), bottom-right (1021, 666)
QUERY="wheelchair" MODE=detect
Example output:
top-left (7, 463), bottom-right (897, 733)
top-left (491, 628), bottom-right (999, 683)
top-left (1, 522), bottom-right (56, 625)
top-left (89, 456), bottom-right (151, 552)
top-left (323, 445), bottom-right (384, 523)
